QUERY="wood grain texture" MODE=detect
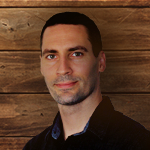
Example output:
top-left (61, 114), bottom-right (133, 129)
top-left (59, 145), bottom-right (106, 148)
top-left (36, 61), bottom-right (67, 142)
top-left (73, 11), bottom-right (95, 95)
top-left (0, 137), bottom-right (31, 150)
top-left (1, 8), bottom-right (150, 50)
top-left (0, 94), bottom-right (149, 137)
top-left (0, 0), bottom-right (150, 7)
top-left (0, 51), bottom-right (47, 93)
top-left (0, 94), bottom-right (58, 136)
top-left (101, 51), bottom-right (150, 92)
top-left (0, 51), bottom-right (150, 93)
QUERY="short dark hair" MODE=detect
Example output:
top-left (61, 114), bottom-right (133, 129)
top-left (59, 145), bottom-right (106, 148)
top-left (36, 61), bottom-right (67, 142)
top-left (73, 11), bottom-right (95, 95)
top-left (40, 12), bottom-right (102, 57)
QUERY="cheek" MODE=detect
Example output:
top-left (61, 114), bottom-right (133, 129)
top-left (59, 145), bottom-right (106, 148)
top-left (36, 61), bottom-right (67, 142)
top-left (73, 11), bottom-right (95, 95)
top-left (73, 61), bottom-right (94, 78)
top-left (41, 61), bottom-right (54, 79)
top-left (80, 60), bottom-right (99, 80)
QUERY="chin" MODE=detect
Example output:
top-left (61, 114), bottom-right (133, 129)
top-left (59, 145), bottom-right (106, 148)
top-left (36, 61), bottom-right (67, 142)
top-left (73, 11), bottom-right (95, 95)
top-left (57, 94), bottom-right (87, 106)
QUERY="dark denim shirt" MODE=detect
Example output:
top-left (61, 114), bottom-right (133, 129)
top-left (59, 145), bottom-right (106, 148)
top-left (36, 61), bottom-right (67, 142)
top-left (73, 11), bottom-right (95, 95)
top-left (23, 96), bottom-right (150, 150)
top-left (51, 113), bottom-right (90, 140)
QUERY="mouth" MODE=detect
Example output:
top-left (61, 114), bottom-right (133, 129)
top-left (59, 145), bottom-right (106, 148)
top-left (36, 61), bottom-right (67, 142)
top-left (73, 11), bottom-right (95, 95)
top-left (54, 81), bottom-right (78, 89)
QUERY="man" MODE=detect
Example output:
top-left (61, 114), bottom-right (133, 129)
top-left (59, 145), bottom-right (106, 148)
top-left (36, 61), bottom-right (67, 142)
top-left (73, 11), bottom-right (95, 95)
top-left (23, 12), bottom-right (150, 150)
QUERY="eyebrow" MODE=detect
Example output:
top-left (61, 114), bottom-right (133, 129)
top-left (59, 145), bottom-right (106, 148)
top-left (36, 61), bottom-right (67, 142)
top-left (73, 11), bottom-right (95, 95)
top-left (42, 46), bottom-right (88, 56)
top-left (68, 46), bottom-right (88, 52)
top-left (42, 49), bottom-right (57, 56)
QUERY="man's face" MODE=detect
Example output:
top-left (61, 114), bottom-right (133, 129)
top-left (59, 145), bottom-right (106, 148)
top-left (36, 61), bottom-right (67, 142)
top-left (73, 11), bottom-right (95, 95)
top-left (41, 24), bottom-right (102, 105)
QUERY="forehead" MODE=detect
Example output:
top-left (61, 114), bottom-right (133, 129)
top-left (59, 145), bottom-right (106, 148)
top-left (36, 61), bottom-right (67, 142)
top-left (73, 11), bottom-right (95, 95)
top-left (43, 24), bottom-right (88, 38)
top-left (42, 24), bottom-right (91, 51)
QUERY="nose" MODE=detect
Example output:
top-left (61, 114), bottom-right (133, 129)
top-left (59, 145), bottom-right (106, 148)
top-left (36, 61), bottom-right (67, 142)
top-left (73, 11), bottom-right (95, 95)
top-left (56, 57), bottom-right (73, 75)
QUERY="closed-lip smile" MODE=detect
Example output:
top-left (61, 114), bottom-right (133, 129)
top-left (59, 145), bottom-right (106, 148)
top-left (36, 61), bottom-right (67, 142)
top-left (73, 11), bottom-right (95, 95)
top-left (54, 81), bottom-right (78, 89)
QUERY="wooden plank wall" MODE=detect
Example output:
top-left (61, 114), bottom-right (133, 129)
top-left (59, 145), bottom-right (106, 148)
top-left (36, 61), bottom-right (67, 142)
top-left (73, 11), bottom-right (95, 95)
top-left (0, 1), bottom-right (150, 149)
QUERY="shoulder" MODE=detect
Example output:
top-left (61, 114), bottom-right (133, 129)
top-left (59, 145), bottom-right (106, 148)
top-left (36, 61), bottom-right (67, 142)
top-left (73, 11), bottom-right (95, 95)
top-left (23, 126), bottom-right (52, 150)
top-left (106, 110), bottom-right (150, 149)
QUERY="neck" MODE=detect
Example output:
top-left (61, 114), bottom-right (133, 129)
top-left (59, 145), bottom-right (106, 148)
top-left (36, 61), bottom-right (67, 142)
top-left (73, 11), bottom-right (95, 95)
top-left (58, 90), bottom-right (102, 140)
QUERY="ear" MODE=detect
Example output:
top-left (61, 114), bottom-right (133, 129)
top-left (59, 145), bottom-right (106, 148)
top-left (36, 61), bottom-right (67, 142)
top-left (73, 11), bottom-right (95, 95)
top-left (98, 51), bottom-right (106, 72)
top-left (39, 55), bottom-right (43, 76)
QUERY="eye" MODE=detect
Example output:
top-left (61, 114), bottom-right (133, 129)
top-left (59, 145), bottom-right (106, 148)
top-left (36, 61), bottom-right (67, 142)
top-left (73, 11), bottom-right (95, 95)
top-left (46, 54), bottom-right (56, 59)
top-left (72, 52), bottom-right (83, 57)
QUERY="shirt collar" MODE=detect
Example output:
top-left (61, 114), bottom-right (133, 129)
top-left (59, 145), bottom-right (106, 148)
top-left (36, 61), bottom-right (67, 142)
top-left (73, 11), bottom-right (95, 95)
top-left (50, 96), bottom-right (113, 141)
top-left (51, 113), bottom-right (62, 139)
top-left (51, 112), bottom-right (90, 140)
top-left (88, 96), bottom-right (114, 140)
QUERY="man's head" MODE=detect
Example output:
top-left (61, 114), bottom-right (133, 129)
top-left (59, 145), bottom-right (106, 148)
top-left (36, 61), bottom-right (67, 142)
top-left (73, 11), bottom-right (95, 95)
top-left (40, 12), bottom-right (106, 106)
top-left (40, 12), bottom-right (102, 57)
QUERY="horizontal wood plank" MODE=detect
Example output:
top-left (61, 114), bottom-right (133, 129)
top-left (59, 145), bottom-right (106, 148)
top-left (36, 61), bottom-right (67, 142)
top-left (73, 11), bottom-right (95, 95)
top-left (0, 94), bottom-right (58, 136)
top-left (0, 94), bottom-right (149, 137)
top-left (0, 51), bottom-right (150, 93)
top-left (0, 1), bottom-right (150, 7)
top-left (0, 51), bottom-right (47, 93)
top-left (0, 137), bottom-right (31, 150)
top-left (101, 51), bottom-right (150, 92)
top-left (0, 8), bottom-right (150, 50)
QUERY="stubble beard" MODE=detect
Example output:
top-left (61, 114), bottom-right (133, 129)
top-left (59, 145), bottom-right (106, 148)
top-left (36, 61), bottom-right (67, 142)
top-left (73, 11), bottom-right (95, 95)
top-left (50, 87), bottom-right (89, 105)
top-left (45, 62), bottom-right (99, 106)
